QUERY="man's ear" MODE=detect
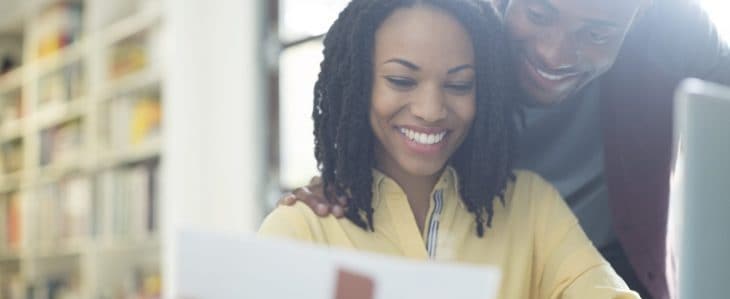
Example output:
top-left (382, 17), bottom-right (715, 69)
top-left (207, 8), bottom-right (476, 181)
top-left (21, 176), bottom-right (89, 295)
top-left (491, 0), bottom-right (508, 16)
top-left (636, 0), bottom-right (654, 20)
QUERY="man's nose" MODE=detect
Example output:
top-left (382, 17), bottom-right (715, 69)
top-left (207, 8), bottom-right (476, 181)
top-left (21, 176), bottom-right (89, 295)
top-left (535, 29), bottom-right (581, 71)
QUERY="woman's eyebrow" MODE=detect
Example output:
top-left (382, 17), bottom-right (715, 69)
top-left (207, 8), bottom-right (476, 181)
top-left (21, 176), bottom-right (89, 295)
top-left (384, 58), bottom-right (420, 71)
top-left (448, 64), bottom-right (475, 74)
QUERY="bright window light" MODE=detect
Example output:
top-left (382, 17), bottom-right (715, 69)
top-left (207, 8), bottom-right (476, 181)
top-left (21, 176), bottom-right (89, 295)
top-left (279, 0), bottom-right (349, 42)
top-left (700, 0), bottom-right (730, 42)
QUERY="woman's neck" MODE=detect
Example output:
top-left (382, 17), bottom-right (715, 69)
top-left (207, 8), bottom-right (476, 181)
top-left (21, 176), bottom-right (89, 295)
top-left (375, 162), bottom-right (443, 233)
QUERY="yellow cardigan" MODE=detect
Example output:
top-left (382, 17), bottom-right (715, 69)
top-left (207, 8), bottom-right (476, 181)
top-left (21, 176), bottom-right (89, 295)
top-left (259, 168), bottom-right (639, 299)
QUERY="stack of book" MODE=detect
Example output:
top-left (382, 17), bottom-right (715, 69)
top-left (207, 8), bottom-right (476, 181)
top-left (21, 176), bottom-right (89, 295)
top-left (31, 3), bottom-right (83, 59)
top-left (37, 61), bottom-right (86, 107)
top-left (95, 161), bottom-right (159, 241)
top-left (40, 118), bottom-right (83, 167)
top-left (35, 176), bottom-right (92, 247)
top-left (108, 93), bottom-right (161, 148)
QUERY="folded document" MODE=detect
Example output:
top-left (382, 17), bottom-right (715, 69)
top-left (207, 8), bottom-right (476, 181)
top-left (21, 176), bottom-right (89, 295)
top-left (174, 231), bottom-right (501, 299)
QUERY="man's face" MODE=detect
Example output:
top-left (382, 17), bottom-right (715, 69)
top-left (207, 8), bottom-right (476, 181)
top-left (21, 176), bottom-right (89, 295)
top-left (496, 0), bottom-right (645, 105)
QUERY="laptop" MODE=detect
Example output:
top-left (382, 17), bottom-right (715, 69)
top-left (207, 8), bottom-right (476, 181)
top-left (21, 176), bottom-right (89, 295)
top-left (669, 78), bottom-right (730, 299)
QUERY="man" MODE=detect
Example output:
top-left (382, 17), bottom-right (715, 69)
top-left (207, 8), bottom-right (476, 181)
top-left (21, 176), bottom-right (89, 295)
top-left (279, 0), bottom-right (730, 298)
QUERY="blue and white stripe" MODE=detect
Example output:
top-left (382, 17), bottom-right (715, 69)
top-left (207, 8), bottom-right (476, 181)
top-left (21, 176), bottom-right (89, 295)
top-left (426, 190), bottom-right (444, 259)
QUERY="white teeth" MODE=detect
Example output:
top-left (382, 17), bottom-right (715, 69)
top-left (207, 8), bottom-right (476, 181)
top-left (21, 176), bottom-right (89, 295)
top-left (536, 68), bottom-right (566, 80)
top-left (398, 127), bottom-right (447, 145)
top-left (528, 59), bottom-right (577, 81)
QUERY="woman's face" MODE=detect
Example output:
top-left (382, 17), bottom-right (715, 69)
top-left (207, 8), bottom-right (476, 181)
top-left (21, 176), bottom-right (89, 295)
top-left (370, 5), bottom-right (476, 180)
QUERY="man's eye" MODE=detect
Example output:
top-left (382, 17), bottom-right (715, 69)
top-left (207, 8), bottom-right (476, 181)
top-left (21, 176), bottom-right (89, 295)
top-left (588, 30), bottom-right (612, 45)
top-left (527, 8), bottom-right (551, 25)
top-left (385, 76), bottom-right (417, 88)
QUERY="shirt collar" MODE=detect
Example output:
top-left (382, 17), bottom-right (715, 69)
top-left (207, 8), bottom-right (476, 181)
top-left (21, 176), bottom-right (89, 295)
top-left (371, 166), bottom-right (462, 209)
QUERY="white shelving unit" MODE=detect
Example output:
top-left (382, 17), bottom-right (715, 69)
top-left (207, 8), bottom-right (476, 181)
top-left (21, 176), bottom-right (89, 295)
top-left (0, 0), bottom-right (269, 298)
top-left (0, 0), bottom-right (164, 298)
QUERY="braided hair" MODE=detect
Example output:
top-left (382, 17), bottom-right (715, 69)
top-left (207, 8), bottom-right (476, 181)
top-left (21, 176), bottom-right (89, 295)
top-left (313, 0), bottom-right (520, 237)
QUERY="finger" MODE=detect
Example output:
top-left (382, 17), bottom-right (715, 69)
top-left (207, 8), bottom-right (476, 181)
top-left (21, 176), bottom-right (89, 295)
top-left (309, 176), bottom-right (322, 186)
top-left (277, 193), bottom-right (296, 206)
top-left (331, 205), bottom-right (345, 218)
top-left (315, 203), bottom-right (331, 216)
top-left (301, 186), bottom-right (312, 195)
top-left (291, 185), bottom-right (311, 198)
top-left (336, 196), bottom-right (349, 206)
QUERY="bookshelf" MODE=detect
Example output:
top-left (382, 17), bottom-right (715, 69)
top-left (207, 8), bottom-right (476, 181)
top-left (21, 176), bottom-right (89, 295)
top-left (0, 0), bottom-right (163, 298)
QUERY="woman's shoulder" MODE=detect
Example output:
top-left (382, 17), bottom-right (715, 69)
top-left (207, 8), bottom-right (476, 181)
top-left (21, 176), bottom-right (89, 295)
top-left (510, 170), bottom-right (560, 200)
top-left (258, 201), bottom-right (325, 240)
top-left (506, 169), bottom-right (578, 227)
top-left (500, 169), bottom-right (566, 217)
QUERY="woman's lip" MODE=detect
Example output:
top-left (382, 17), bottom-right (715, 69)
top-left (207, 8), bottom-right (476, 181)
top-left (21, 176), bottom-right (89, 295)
top-left (397, 129), bottom-right (448, 155)
top-left (397, 125), bottom-right (449, 134)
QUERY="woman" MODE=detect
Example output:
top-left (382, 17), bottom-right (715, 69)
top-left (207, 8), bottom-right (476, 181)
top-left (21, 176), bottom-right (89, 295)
top-left (259, 0), bottom-right (638, 298)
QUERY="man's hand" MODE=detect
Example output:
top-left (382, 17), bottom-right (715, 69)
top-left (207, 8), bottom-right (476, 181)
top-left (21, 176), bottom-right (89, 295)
top-left (277, 176), bottom-right (348, 218)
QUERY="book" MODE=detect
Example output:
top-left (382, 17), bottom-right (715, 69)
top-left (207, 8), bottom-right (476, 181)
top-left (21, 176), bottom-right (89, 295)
top-left (129, 96), bottom-right (161, 146)
top-left (34, 176), bottom-right (92, 247)
top-left (108, 93), bottom-right (161, 149)
top-left (96, 161), bottom-right (159, 242)
top-left (5, 192), bottom-right (21, 249)
top-left (109, 35), bottom-right (149, 79)
top-left (0, 36), bottom-right (22, 75)
top-left (0, 194), bottom-right (6, 251)
top-left (37, 61), bottom-right (85, 106)
top-left (1, 138), bottom-right (23, 174)
top-left (61, 176), bottom-right (91, 242)
top-left (24, 275), bottom-right (81, 299)
top-left (39, 118), bottom-right (83, 167)
top-left (0, 273), bottom-right (25, 299)
top-left (0, 88), bottom-right (23, 123)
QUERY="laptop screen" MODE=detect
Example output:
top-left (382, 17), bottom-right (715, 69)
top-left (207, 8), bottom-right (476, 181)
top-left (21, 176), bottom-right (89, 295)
top-left (669, 78), bottom-right (730, 299)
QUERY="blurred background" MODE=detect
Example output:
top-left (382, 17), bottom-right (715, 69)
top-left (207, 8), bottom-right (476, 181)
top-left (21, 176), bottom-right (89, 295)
top-left (0, 0), bottom-right (725, 298)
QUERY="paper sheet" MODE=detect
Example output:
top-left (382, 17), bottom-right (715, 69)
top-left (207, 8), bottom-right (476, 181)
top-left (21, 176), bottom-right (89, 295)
top-left (174, 230), bottom-right (501, 299)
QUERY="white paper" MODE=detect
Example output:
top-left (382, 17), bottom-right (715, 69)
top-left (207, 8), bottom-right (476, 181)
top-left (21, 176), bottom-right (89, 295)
top-left (174, 230), bottom-right (501, 299)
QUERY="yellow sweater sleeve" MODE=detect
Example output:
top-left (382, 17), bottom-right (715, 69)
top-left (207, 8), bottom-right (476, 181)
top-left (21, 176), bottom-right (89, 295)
top-left (257, 203), bottom-right (316, 242)
top-left (526, 173), bottom-right (640, 299)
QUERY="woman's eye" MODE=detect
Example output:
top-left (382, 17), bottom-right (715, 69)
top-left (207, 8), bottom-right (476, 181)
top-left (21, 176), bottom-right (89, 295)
top-left (445, 82), bottom-right (474, 93)
top-left (385, 76), bottom-right (417, 88)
